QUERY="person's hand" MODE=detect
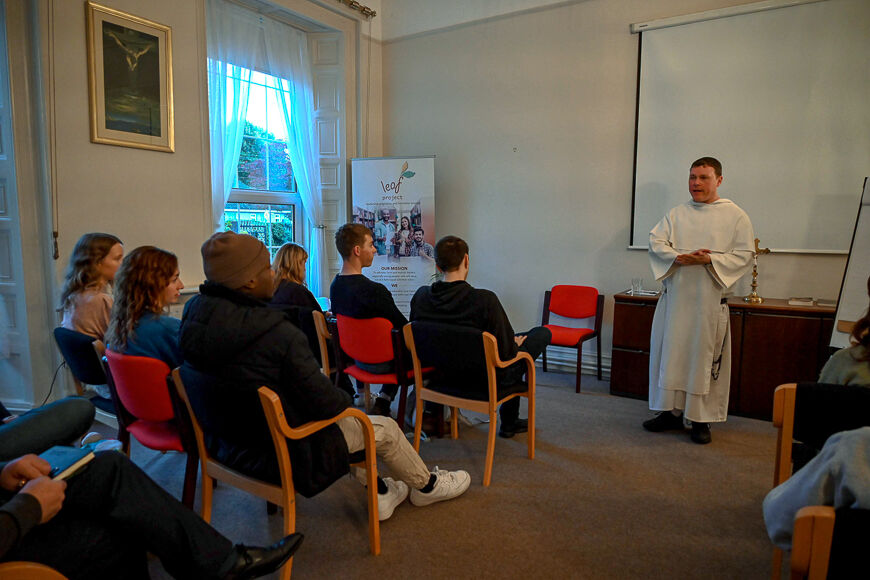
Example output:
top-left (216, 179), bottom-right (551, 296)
top-left (0, 454), bottom-right (51, 492)
top-left (675, 249), bottom-right (712, 265)
top-left (514, 335), bottom-right (528, 347)
top-left (20, 477), bottom-right (66, 523)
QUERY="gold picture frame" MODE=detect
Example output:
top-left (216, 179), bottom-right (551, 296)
top-left (86, 2), bottom-right (174, 152)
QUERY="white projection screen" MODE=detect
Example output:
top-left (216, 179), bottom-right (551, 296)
top-left (631, 0), bottom-right (870, 251)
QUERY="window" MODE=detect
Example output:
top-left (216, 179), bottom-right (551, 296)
top-left (222, 69), bottom-right (301, 257)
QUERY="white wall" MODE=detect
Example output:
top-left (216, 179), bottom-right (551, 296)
top-left (381, 0), bottom-right (849, 366)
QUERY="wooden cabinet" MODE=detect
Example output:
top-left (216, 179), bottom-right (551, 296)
top-left (610, 293), bottom-right (835, 420)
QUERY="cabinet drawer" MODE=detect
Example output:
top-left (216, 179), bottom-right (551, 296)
top-left (610, 348), bottom-right (649, 399)
top-left (612, 302), bottom-right (656, 351)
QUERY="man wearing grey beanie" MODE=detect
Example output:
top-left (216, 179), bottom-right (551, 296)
top-left (179, 232), bottom-right (470, 523)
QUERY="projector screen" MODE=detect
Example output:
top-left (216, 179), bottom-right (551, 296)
top-left (631, 0), bottom-right (870, 251)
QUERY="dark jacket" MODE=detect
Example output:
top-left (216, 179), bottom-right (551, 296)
top-left (410, 280), bottom-right (518, 362)
top-left (271, 280), bottom-right (322, 312)
top-left (330, 274), bottom-right (407, 329)
top-left (180, 282), bottom-right (351, 497)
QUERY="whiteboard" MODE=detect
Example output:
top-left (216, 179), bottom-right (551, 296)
top-left (831, 178), bottom-right (870, 349)
top-left (631, 0), bottom-right (870, 251)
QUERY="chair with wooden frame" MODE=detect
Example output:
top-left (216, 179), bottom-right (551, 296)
top-left (170, 369), bottom-right (380, 580)
top-left (403, 321), bottom-right (535, 487)
top-left (790, 506), bottom-right (870, 580)
top-left (104, 350), bottom-right (198, 508)
top-left (52, 327), bottom-right (114, 414)
top-left (770, 382), bottom-right (870, 579)
top-left (312, 310), bottom-right (334, 378)
top-left (540, 285), bottom-right (604, 393)
top-left (333, 314), bottom-right (416, 431)
top-left (0, 562), bottom-right (68, 579)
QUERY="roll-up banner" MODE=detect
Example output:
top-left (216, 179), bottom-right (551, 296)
top-left (350, 156), bottom-right (436, 316)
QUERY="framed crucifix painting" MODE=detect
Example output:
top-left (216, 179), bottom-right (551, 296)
top-left (86, 2), bottom-right (174, 152)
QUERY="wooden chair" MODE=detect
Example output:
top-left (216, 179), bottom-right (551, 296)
top-left (0, 562), bottom-right (67, 579)
top-left (52, 327), bottom-right (114, 414)
top-left (170, 369), bottom-right (380, 580)
top-left (770, 382), bottom-right (870, 578)
top-left (104, 350), bottom-right (198, 508)
top-left (791, 506), bottom-right (870, 580)
top-left (540, 285), bottom-right (604, 393)
top-left (333, 314), bottom-right (416, 430)
top-left (312, 310), bottom-right (334, 377)
top-left (403, 321), bottom-right (535, 486)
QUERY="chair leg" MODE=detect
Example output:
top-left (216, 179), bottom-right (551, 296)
top-left (483, 409), bottom-right (497, 487)
top-left (596, 335), bottom-right (603, 380)
top-left (181, 451), bottom-right (198, 509)
top-left (575, 347), bottom-right (583, 394)
top-left (413, 393), bottom-right (424, 452)
top-left (118, 429), bottom-right (131, 457)
top-left (363, 383), bottom-right (371, 412)
top-left (396, 383), bottom-right (408, 432)
top-left (528, 395), bottom-right (536, 461)
top-left (542, 347), bottom-right (548, 373)
top-left (201, 470), bottom-right (214, 523)
top-left (280, 493), bottom-right (296, 580)
top-left (771, 548), bottom-right (783, 580)
top-left (450, 406), bottom-right (459, 439)
top-left (361, 421), bottom-right (381, 556)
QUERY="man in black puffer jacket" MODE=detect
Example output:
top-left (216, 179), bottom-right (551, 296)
top-left (180, 232), bottom-right (470, 521)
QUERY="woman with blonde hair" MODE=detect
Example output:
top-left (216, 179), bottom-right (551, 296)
top-left (60, 232), bottom-right (123, 340)
top-left (105, 246), bottom-right (184, 369)
top-left (270, 242), bottom-right (321, 311)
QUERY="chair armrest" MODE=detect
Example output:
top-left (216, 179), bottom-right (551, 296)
top-left (791, 506), bottom-right (835, 579)
top-left (257, 387), bottom-right (374, 440)
top-left (493, 351), bottom-right (535, 370)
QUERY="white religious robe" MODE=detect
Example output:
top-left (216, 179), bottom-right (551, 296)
top-left (648, 199), bottom-right (754, 423)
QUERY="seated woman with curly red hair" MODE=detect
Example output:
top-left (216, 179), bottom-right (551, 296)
top-left (105, 246), bottom-right (185, 369)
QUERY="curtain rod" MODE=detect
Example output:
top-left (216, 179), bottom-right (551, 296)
top-left (334, 0), bottom-right (376, 19)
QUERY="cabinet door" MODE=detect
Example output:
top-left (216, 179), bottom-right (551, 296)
top-left (612, 302), bottom-right (656, 350)
top-left (610, 348), bottom-right (649, 399)
top-left (738, 312), bottom-right (821, 419)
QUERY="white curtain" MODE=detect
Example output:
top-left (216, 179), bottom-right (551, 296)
top-left (264, 21), bottom-right (324, 297)
top-left (206, 0), bottom-right (259, 230)
top-left (205, 0), bottom-right (325, 296)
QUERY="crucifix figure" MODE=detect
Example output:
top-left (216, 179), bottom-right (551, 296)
top-left (744, 238), bottom-right (771, 304)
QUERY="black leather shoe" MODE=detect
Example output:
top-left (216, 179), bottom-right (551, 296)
top-left (642, 412), bottom-right (684, 432)
top-left (225, 533), bottom-right (304, 580)
top-left (690, 422), bottom-right (712, 444)
top-left (498, 418), bottom-right (529, 438)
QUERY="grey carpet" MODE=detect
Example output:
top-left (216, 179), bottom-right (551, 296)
top-left (99, 371), bottom-right (778, 579)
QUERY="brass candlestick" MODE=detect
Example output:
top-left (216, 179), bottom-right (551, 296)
top-left (744, 238), bottom-right (770, 304)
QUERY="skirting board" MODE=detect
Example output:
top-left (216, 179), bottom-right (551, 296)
top-left (541, 344), bottom-right (611, 378)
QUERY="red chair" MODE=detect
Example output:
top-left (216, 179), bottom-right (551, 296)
top-left (333, 315), bottom-right (419, 431)
top-left (541, 285), bottom-right (604, 393)
top-left (105, 350), bottom-right (198, 508)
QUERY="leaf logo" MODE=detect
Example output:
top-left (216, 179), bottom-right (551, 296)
top-left (401, 161), bottom-right (409, 173)
top-left (402, 171), bottom-right (415, 178)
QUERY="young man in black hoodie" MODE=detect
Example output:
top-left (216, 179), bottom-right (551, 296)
top-left (180, 232), bottom-right (470, 523)
top-left (410, 235), bottom-right (551, 438)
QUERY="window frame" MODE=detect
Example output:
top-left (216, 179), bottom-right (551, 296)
top-left (225, 189), bottom-right (304, 248)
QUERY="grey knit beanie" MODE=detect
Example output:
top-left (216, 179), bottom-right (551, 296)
top-left (201, 231), bottom-right (269, 289)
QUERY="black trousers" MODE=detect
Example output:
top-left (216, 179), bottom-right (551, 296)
top-left (499, 326), bottom-right (552, 424)
top-left (0, 397), bottom-right (95, 461)
top-left (4, 452), bottom-right (234, 580)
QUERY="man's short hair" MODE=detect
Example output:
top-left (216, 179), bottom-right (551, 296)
top-left (691, 157), bottom-right (722, 177)
top-left (413, 227), bottom-right (424, 234)
top-left (435, 235), bottom-right (468, 272)
top-left (335, 223), bottom-right (371, 259)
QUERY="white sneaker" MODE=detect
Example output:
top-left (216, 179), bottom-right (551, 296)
top-left (410, 467), bottom-right (471, 507)
top-left (377, 477), bottom-right (409, 521)
top-left (81, 432), bottom-right (103, 446)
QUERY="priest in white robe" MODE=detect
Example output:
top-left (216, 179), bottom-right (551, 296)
top-left (643, 157), bottom-right (754, 444)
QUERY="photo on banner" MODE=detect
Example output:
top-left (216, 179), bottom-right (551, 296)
top-left (351, 156), bottom-right (436, 316)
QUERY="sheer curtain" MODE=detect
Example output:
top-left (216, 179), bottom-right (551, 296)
top-left (206, 0), bottom-right (325, 296)
top-left (264, 22), bottom-right (325, 297)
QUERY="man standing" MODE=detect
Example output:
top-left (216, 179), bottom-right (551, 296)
top-left (372, 210), bottom-right (394, 256)
top-left (410, 236), bottom-right (551, 438)
top-left (407, 228), bottom-right (435, 259)
top-left (180, 232), bottom-right (470, 522)
top-left (330, 223), bottom-right (409, 418)
top-left (643, 157), bottom-right (754, 444)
